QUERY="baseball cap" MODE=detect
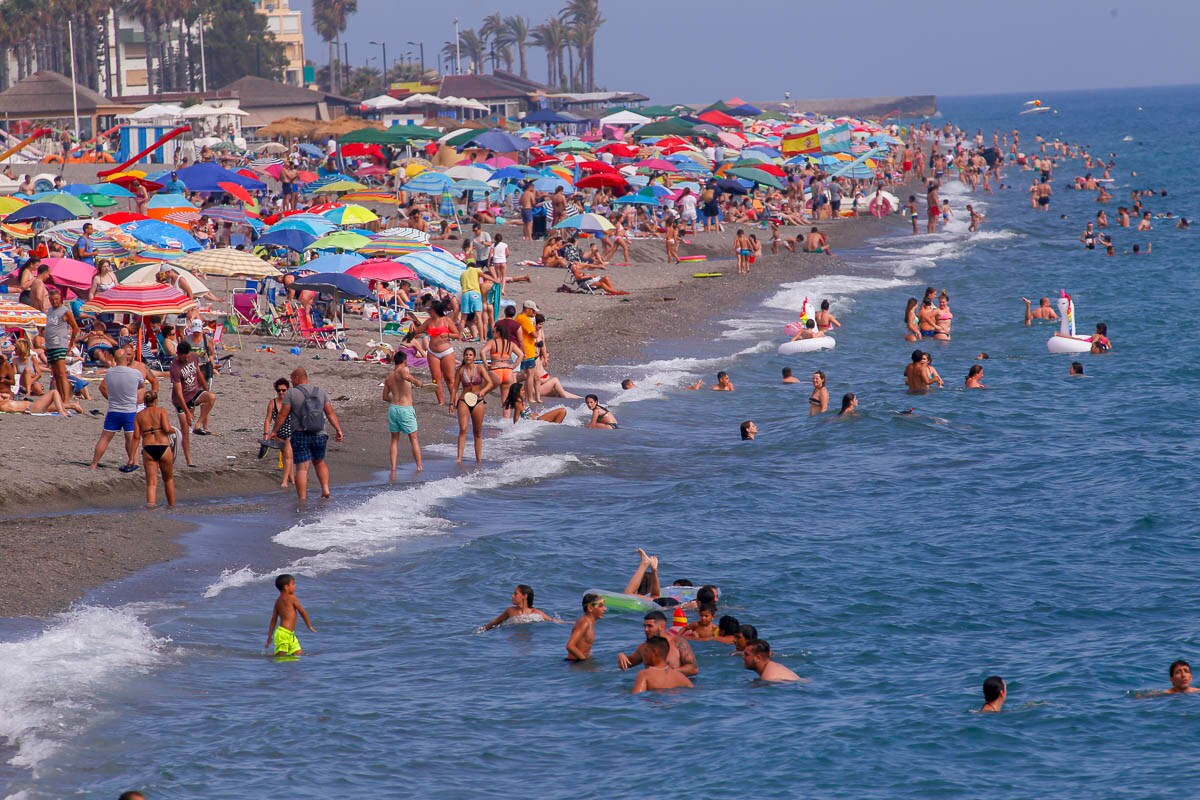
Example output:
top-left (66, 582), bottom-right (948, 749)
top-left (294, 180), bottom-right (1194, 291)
top-left (522, 300), bottom-right (540, 312)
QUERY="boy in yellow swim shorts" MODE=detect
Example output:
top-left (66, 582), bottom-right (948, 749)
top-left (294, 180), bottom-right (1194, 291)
top-left (267, 573), bottom-right (316, 656)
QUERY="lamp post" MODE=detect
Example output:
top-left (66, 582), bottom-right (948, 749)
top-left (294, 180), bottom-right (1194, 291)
top-left (369, 41), bottom-right (388, 94)
top-left (407, 41), bottom-right (425, 79)
top-left (453, 18), bottom-right (461, 75)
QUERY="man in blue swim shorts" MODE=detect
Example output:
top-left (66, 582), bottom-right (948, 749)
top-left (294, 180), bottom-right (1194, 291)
top-left (383, 351), bottom-right (422, 474)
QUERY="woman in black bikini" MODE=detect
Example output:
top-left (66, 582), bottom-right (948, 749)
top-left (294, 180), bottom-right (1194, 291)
top-left (133, 389), bottom-right (176, 508)
top-left (452, 347), bottom-right (495, 464)
top-left (809, 370), bottom-right (829, 415)
top-left (584, 394), bottom-right (619, 430)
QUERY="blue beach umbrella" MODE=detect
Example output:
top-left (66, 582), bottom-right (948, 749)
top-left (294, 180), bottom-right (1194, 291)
top-left (88, 183), bottom-right (136, 198)
top-left (293, 271), bottom-right (373, 298)
top-left (403, 172), bottom-right (455, 194)
top-left (255, 228), bottom-right (317, 252)
top-left (266, 215), bottom-right (336, 236)
top-left (450, 178), bottom-right (497, 195)
top-left (533, 176), bottom-right (572, 193)
top-left (118, 219), bottom-right (203, 250)
top-left (471, 130), bottom-right (532, 152)
top-left (490, 166), bottom-right (537, 181)
top-left (6, 202), bottom-right (79, 222)
top-left (395, 249), bottom-right (465, 292)
top-left (613, 194), bottom-right (661, 207)
top-left (301, 252), bottom-right (366, 273)
top-left (148, 193), bottom-right (193, 209)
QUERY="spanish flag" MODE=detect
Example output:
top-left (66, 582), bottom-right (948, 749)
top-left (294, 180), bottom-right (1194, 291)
top-left (781, 127), bottom-right (820, 156)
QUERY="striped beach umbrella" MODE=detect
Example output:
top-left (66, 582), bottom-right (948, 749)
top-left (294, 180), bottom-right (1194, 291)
top-left (175, 248), bottom-right (281, 278)
top-left (162, 208), bottom-right (202, 227)
top-left (81, 283), bottom-right (195, 316)
top-left (0, 296), bottom-right (46, 327)
top-left (312, 180), bottom-right (368, 195)
top-left (321, 205), bottom-right (378, 226)
top-left (554, 213), bottom-right (615, 233)
top-left (340, 191), bottom-right (399, 205)
top-left (0, 196), bottom-right (27, 215)
top-left (376, 226), bottom-right (430, 242)
top-left (394, 250), bottom-right (465, 293)
top-left (356, 236), bottom-right (433, 256)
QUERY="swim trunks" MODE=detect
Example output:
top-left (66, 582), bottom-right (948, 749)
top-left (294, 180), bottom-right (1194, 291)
top-left (388, 404), bottom-right (418, 434)
top-left (921, 330), bottom-right (937, 337)
top-left (521, 208), bottom-right (534, 223)
top-left (46, 347), bottom-right (68, 363)
top-left (520, 357), bottom-right (537, 371)
top-left (103, 410), bottom-right (137, 432)
top-left (460, 290), bottom-right (482, 314)
top-left (290, 430), bottom-right (328, 464)
top-left (273, 626), bottom-right (301, 656)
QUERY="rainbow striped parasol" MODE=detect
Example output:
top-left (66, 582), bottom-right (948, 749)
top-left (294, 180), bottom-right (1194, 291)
top-left (0, 295), bottom-right (46, 326)
top-left (81, 282), bottom-right (195, 316)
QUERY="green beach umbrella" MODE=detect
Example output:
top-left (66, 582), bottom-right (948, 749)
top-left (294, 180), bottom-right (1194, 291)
top-left (305, 230), bottom-right (373, 252)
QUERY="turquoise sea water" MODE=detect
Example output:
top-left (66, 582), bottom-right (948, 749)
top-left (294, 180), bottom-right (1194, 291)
top-left (3, 86), bottom-right (1200, 798)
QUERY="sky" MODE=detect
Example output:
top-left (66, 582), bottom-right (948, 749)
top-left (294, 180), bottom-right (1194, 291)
top-left (286, 0), bottom-right (1200, 102)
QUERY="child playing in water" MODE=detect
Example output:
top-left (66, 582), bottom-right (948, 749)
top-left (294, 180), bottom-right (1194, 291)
top-left (632, 636), bottom-right (694, 695)
top-left (483, 584), bottom-right (555, 630)
top-left (266, 574), bottom-right (316, 656)
top-left (566, 593), bottom-right (606, 661)
top-left (682, 602), bottom-right (718, 640)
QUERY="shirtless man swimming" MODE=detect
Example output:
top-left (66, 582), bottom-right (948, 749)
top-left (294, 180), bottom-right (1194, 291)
top-left (566, 593), bottom-right (606, 661)
top-left (1023, 297), bottom-right (1059, 325)
top-left (632, 636), bottom-right (694, 695)
top-left (617, 610), bottom-right (699, 677)
top-left (742, 639), bottom-right (801, 682)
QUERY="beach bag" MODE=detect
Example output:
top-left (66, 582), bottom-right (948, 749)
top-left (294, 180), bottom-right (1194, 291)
top-left (294, 385), bottom-right (325, 432)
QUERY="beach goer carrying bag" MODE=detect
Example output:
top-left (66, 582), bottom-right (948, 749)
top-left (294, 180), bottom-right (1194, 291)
top-left (294, 385), bottom-right (326, 433)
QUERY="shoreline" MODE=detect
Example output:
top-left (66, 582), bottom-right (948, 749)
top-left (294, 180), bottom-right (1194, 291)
top-left (0, 208), bottom-right (908, 617)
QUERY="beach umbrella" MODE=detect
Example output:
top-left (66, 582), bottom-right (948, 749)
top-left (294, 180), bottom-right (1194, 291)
top-left (554, 213), bottom-right (615, 233)
top-left (403, 172), bottom-right (455, 194)
top-left (375, 226), bottom-right (431, 242)
top-left (340, 191), bottom-right (399, 205)
top-left (307, 230), bottom-right (373, 252)
top-left (162, 208), bottom-right (202, 228)
top-left (87, 183), bottom-right (136, 198)
top-left (345, 259), bottom-right (418, 283)
top-left (393, 250), bottom-right (465, 293)
top-left (41, 222), bottom-right (130, 258)
top-left (106, 174), bottom-right (164, 192)
top-left (450, 179), bottom-right (497, 195)
top-left (321, 205), bottom-right (378, 226)
top-left (715, 178), bottom-right (750, 195)
top-left (6, 202), bottom-right (78, 222)
top-left (634, 158), bottom-right (678, 173)
top-left (146, 193), bottom-right (193, 210)
top-left (575, 173), bottom-right (628, 191)
top-left (312, 179), bottom-right (368, 195)
top-left (116, 263), bottom-right (211, 295)
top-left (470, 130), bottom-right (532, 152)
top-left (80, 193), bottom-right (119, 209)
top-left (357, 236), bottom-right (433, 256)
top-left (218, 181), bottom-right (254, 204)
top-left (0, 196), bottom-right (27, 215)
top-left (613, 194), bottom-right (662, 207)
top-left (0, 296), bottom-right (46, 326)
top-left (727, 167), bottom-right (785, 189)
top-left (255, 228), bottom-right (317, 252)
top-left (266, 214), bottom-right (337, 236)
top-left (490, 166), bottom-right (537, 182)
top-left (292, 271), bottom-right (373, 299)
top-left (533, 176), bottom-right (573, 193)
top-left (175, 248), bottom-right (281, 278)
top-left (82, 282), bottom-right (195, 318)
top-left (41, 258), bottom-right (98, 290)
top-left (444, 165), bottom-right (494, 182)
top-left (554, 139), bottom-right (592, 152)
top-left (301, 252), bottom-right (366, 273)
top-left (482, 155), bottom-right (518, 168)
top-left (119, 219), bottom-right (202, 251)
top-left (100, 211), bottom-right (151, 225)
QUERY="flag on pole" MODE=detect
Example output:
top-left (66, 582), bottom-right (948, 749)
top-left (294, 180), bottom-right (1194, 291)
top-left (820, 123), bottom-right (852, 153)
top-left (781, 128), bottom-right (820, 156)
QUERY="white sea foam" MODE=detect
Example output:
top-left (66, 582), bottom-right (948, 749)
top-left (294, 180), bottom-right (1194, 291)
top-left (763, 274), bottom-right (916, 313)
top-left (202, 455), bottom-right (577, 597)
top-left (0, 607), bottom-right (167, 773)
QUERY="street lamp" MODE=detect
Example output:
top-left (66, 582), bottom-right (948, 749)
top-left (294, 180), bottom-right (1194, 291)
top-left (407, 41), bottom-right (425, 78)
top-left (369, 40), bottom-right (387, 94)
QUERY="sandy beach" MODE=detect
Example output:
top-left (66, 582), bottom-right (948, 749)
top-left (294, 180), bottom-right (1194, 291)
top-left (0, 210), bottom-right (902, 616)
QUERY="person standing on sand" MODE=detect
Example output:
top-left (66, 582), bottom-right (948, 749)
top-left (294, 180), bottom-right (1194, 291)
top-left (44, 288), bottom-right (80, 400)
top-left (734, 229), bottom-right (751, 274)
top-left (566, 593), bottom-right (606, 661)
top-left (384, 351), bottom-right (422, 475)
top-left (169, 341), bottom-right (216, 467)
top-left (132, 390), bottom-right (175, 508)
top-left (520, 182), bottom-right (537, 240)
top-left (266, 574), bottom-right (315, 657)
top-left (269, 368), bottom-right (344, 501)
top-left (90, 347), bottom-right (144, 471)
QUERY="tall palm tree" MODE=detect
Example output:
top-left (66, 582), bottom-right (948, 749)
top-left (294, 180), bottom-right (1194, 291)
top-left (500, 15), bottom-right (529, 79)
top-left (529, 21), bottom-right (558, 88)
top-left (562, 0), bottom-right (604, 91)
top-left (455, 29), bottom-right (484, 74)
top-left (312, 0), bottom-right (358, 93)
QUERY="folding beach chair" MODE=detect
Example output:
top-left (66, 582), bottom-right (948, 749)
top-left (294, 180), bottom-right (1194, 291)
top-left (295, 306), bottom-right (343, 349)
top-left (232, 290), bottom-right (266, 336)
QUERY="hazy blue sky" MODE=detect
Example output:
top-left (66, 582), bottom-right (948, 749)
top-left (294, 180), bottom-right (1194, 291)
top-left (287, 0), bottom-right (1200, 101)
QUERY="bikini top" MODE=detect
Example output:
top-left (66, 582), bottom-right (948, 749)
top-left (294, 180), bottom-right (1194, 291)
top-left (427, 324), bottom-right (451, 338)
top-left (461, 365), bottom-right (484, 387)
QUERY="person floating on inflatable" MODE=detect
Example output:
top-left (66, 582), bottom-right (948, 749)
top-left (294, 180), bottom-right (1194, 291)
top-left (1048, 290), bottom-right (1112, 354)
top-left (780, 297), bottom-right (836, 355)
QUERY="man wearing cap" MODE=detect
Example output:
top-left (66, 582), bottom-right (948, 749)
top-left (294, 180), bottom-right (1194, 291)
top-left (164, 171), bottom-right (187, 195)
top-left (617, 610), bottom-right (699, 677)
top-left (517, 300), bottom-right (541, 404)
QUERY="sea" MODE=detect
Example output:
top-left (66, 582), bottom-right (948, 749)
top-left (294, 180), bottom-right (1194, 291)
top-left (3, 85), bottom-right (1199, 799)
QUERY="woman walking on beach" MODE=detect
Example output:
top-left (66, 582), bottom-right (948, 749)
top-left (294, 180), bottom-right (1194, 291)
top-left (133, 389), bottom-right (176, 508)
top-left (481, 326), bottom-right (520, 417)
top-left (406, 299), bottom-right (459, 412)
top-left (451, 347), bottom-right (494, 464)
top-left (263, 377), bottom-right (294, 488)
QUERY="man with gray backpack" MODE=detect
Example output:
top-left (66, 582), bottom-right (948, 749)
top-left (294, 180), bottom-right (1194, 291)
top-left (269, 367), bottom-right (344, 501)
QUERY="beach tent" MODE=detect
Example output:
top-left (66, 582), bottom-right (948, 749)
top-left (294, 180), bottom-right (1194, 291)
top-left (632, 118), bottom-right (697, 139)
top-left (600, 110), bottom-right (652, 126)
top-left (697, 109), bottom-right (743, 129)
top-left (522, 109), bottom-right (583, 125)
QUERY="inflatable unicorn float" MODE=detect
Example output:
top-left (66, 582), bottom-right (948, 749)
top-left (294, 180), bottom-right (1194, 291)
top-left (779, 297), bottom-right (836, 355)
top-left (1046, 290), bottom-right (1108, 354)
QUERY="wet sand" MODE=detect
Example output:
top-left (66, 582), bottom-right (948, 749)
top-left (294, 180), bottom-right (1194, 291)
top-left (0, 211), bottom-right (903, 616)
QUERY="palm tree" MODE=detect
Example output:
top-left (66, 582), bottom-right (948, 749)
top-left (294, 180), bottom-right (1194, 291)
top-left (456, 28), bottom-right (484, 74)
top-left (529, 21), bottom-right (558, 88)
top-left (312, 0), bottom-right (358, 93)
top-left (499, 15), bottom-right (529, 79)
top-left (562, 0), bottom-right (604, 91)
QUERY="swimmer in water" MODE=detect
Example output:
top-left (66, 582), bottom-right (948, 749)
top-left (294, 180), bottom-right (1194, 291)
top-left (682, 602), bottom-right (718, 640)
top-left (631, 636), bottom-right (694, 695)
top-left (1023, 297), bottom-right (1059, 325)
top-left (266, 573), bottom-right (316, 657)
top-left (621, 378), bottom-right (636, 390)
top-left (483, 584), bottom-right (555, 630)
top-left (1161, 660), bottom-right (1200, 694)
top-left (742, 639), bottom-right (801, 682)
top-left (714, 615), bottom-right (740, 644)
top-left (685, 371), bottom-right (734, 391)
top-left (565, 593), bottom-right (606, 661)
top-left (980, 675), bottom-right (1006, 712)
top-left (838, 393), bottom-right (858, 416)
top-left (618, 610), bottom-right (699, 676)
top-left (584, 394), bottom-right (619, 429)
top-left (741, 420), bottom-right (757, 440)
top-left (810, 370), bottom-right (829, 415)
top-left (781, 367), bottom-right (801, 384)
top-left (815, 299), bottom-right (841, 331)
top-left (732, 623), bottom-right (758, 653)
top-left (905, 350), bottom-right (934, 392)
top-left (965, 364), bottom-right (986, 389)
top-left (1069, 361), bottom-right (1084, 376)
